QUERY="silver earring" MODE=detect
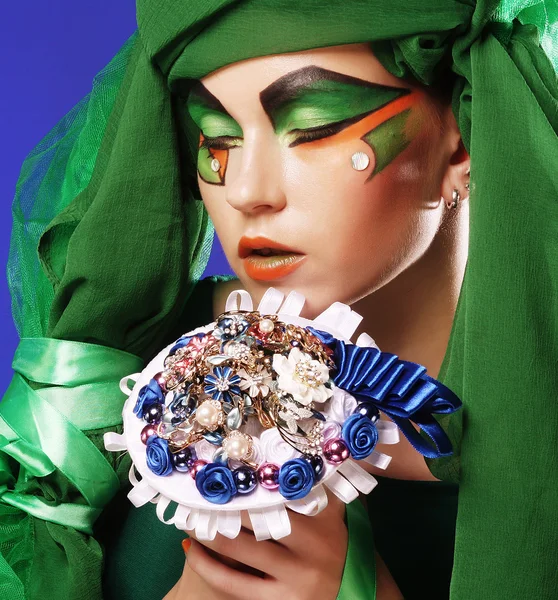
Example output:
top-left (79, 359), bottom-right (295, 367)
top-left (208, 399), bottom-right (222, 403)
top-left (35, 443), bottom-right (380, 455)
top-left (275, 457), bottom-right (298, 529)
top-left (446, 189), bottom-right (460, 209)
top-left (351, 152), bottom-right (370, 171)
top-left (210, 158), bottom-right (221, 172)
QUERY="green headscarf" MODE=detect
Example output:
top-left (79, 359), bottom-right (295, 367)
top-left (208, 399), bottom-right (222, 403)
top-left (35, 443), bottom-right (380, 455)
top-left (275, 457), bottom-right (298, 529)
top-left (1, 1), bottom-right (557, 598)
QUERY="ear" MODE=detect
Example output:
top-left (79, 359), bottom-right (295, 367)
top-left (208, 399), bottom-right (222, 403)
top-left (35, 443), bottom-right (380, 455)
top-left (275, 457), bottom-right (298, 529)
top-left (439, 104), bottom-right (471, 206)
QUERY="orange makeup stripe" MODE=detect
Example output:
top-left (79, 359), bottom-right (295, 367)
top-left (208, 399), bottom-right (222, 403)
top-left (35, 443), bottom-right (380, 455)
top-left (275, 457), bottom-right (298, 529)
top-left (199, 133), bottom-right (229, 181)
top-left (213, 149), bottom-right (228, 181)
top-left (299, 90), bottom-right (425, 149)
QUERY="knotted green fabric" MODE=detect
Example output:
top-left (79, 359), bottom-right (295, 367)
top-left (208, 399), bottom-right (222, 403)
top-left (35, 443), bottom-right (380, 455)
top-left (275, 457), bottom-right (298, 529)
top-left (2, 1), bottom-right (557, 599)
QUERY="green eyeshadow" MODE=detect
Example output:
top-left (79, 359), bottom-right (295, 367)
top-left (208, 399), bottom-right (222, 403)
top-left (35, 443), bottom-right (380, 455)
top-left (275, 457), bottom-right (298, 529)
top-left (260, 66), bottom-right (410, 140)
top-left (187, 86), bottom-right (243, 138)
top-left (363, 109), bottom-right (413, 177)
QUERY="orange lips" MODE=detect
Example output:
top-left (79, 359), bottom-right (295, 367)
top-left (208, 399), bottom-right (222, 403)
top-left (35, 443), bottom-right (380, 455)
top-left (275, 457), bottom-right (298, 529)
top-left (243, 254), bottom-right (306, 281)
top-left (238, 236), bottom-right (306, 281)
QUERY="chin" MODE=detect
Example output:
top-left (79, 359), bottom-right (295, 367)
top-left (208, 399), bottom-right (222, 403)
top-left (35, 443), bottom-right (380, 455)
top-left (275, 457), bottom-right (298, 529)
top-left (235, 271), bottom-right (379, 321)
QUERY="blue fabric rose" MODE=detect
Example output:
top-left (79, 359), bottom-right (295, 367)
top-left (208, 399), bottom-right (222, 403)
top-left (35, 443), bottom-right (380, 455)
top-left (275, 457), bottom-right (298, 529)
top-left (134, 378), bottom-right (164, 418)
top-left (342, 413), bottom-right (378, 460)
top-left (278, 458), bottom-right (315, 500)
top-left (146, 437), bottom-right (173, 476)
top-left (195, 463), bottom-right (237, 504)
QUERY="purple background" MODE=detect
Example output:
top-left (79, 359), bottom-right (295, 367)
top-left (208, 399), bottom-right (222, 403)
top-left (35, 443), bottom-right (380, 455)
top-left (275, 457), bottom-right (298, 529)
top-left (0, 3), bottom-right (231, 396)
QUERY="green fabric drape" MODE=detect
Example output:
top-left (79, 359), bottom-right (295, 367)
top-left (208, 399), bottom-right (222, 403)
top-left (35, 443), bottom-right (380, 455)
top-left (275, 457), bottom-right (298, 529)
top-left (1, 23), bottom-right (214, 600)
top-left (1, 0), bottom-right (557, 599)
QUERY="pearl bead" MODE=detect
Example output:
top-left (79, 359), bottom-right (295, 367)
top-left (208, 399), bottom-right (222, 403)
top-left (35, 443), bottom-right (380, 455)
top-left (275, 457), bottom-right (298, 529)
top-left (355, 402), bottom-right (380, 422)
top-left (303, 454), bottom-right (325, 481)
top-left (195, 400), bottom-right (220, 427)
top-left (189, 459), bottom-right (208, 480)
top-left (258, 319), bottom-right (275, 334)
top-left (144, 403), bottom-right (164, 424)
top-left (257, 462), bottom-right (280, 490)
top-left (172, 447), bottom-right (197, 472)
top-left (153, 371), bottom-right (168, 392)
top-left (140, 424), bottom-right (158, 444)
top-left (223, 435), bottom-right (250, 460)
top-left (323, 438), bottom-right (350, 465)
top-left (233, 467), bottom-right (257, 494)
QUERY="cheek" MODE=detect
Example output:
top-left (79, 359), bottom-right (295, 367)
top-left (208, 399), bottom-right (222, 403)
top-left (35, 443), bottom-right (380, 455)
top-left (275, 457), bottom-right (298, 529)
top-left (198, 181), bottom-right (238, 257)
top-left (284, 135), bottom-right (441, 292)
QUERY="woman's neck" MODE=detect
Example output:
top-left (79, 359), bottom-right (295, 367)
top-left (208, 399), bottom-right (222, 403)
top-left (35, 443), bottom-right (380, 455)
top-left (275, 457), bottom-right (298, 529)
top-left (214, 206), bottom-right (468, 380)
top-left (351, 205), bottom-right (469, 379)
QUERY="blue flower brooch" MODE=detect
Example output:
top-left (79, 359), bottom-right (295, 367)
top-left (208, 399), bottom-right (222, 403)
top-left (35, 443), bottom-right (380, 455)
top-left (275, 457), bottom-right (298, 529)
top-left (105, 288), bottom-right (461, 541)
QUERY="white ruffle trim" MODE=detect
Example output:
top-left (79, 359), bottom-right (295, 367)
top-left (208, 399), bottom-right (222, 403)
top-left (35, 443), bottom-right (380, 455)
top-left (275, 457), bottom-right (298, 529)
top-left (114, 456), bottom-right (381, 542)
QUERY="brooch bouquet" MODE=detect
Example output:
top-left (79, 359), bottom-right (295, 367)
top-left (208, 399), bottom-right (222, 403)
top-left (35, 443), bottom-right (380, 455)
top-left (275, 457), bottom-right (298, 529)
top-left (105, 288), bottom-right (461, 541)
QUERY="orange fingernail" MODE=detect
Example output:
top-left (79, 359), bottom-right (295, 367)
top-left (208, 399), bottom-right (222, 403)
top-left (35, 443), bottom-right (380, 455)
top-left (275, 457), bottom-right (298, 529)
top-left (182, 538), bottom-right (192, 554)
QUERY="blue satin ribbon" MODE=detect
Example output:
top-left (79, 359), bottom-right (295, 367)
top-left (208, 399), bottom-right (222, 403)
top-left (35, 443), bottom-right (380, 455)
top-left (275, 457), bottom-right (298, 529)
top-left (309, 328), bottom-right (462, 458)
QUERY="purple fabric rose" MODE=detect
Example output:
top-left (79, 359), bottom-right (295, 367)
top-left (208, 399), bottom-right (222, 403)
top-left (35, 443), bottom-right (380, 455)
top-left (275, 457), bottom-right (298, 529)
top-left (195, 462), bottom-right (237, 504)
top-left (134, 378), bottom-right (164, 418)
top-left (278, 458), bottom-right (315, 500)
top-left (341, 413), bottom-right (378, 460)
top-left (146, 437), bottom-right (173, 476)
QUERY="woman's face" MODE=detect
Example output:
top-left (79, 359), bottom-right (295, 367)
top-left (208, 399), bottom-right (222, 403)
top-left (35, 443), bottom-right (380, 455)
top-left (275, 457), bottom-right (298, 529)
top-left (188, 43), bottom-right (452, 317)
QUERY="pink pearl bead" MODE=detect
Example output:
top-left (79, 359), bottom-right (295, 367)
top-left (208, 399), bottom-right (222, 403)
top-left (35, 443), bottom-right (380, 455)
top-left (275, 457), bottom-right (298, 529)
top-left (140, 424), bottom-right (158, 444)
top-left (323, 438), bottom-right (349, 465)
top-left (189, 459), bottom-right (208, 480)
top-left (153, 371), bottom-right (168, 392)
top-left (257, 462), bottom-right (280, 490)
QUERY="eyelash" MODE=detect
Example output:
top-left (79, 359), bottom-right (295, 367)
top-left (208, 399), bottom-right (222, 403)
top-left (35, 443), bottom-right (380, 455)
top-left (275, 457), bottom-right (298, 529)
top-left (289, 123), bottom-right (346, 146)
top-left (200, 135), bottom-right (242, 150)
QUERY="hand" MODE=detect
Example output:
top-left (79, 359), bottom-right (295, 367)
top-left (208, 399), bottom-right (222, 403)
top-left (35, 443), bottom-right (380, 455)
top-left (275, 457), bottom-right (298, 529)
top-left (164, 557), bottom-right (236, 600)
top-left (174, 490), bottom-right (348, 600)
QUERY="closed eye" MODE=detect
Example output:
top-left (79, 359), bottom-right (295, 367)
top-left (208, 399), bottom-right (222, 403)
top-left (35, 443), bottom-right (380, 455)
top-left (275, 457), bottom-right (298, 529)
top-left (288, 124), bottom-right (344, 147)
top-left (200, 135), bottom-right (242, 151)
top-left (288, 112), bottom-right (370, 148)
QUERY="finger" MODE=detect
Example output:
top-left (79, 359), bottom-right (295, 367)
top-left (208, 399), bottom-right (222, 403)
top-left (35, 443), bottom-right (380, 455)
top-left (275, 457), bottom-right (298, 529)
top-left (195, 528), bottom-right (288, 577)
top-left (282, 492), bottom-right (348, 555)
top-left (239, 492), bottom-right (346, 555)
top-left (186, 530), bottom-right (264, 575)
top-left (187, 539), bottom-right (271, 600)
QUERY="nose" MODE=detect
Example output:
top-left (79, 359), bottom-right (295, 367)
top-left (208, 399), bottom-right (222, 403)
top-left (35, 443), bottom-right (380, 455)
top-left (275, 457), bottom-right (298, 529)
top-left (225, 133), bottom-right (287, 214)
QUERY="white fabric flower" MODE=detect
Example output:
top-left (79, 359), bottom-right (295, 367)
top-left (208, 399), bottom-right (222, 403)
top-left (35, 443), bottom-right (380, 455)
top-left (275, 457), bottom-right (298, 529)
top-left (323, 387), bottom-right (358, 422)
top-left (272, 347), bottom-right (332, 406)
top-left (194, 439), bottom-right (216, 462)
top-left (260, 428), bottom-right (298, 463)
top-left (238, 365), bottom-right (273, 398)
